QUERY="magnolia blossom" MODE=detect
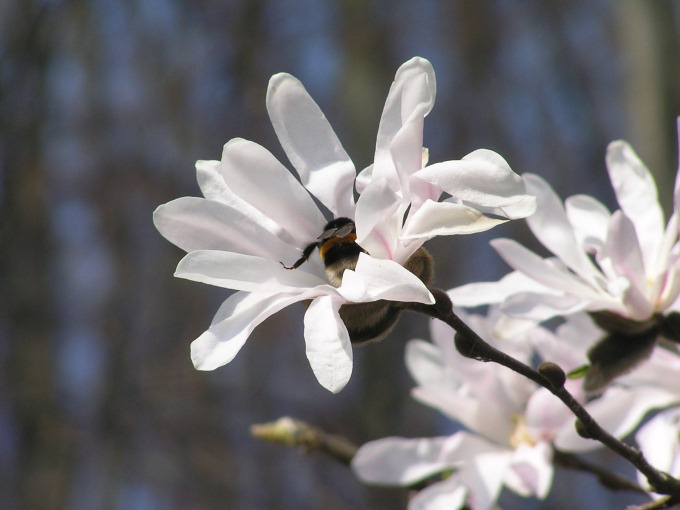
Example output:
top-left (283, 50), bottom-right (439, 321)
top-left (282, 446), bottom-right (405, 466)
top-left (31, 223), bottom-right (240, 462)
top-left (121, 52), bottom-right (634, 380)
top-left (154, 57), bottom-right (534, 393)
top-left (352, 311), bottom-right (676, 509)
top-left (451, 122), bottom-right (680, 327)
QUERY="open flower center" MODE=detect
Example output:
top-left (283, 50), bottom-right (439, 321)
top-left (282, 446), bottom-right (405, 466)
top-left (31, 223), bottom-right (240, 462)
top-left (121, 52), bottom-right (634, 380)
top-left (509, 414), bottom-right (536, 449)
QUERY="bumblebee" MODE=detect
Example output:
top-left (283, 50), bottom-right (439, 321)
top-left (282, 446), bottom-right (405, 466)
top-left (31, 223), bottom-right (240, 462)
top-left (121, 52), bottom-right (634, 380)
top-left (283, 217), bottom-right (433, 344)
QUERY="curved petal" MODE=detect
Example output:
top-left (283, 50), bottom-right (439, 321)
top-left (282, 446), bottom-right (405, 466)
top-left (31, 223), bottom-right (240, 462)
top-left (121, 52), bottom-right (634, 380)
top-left (220, 138), bottom-right (327, 245)
top-left (524, 174), bottom-right (601, 286)
top-left (266, 73), bottom-right (355, 218)
top-left (606, 140), bottom-right (664, 267)
top-left (413, 150), bottom-right (536, 219)
top-left (175, 250), bottom-right (326, 292)
top-left (636, 407), bottom-right (680, 479)
top-left (153, 197), bottom-right (295, 259)
top-left (401, 199), bottom-right (507, 241)
top-left (565, 194), bottom-right (611, 254)
top-left (373, 57), bottom-right (436, 191)
top-left (339, 253), bottom-right (434, 304)
top-left (191, 292), bottom-right (301, 370)
top-left (304, 295), bottom-right (353, 393)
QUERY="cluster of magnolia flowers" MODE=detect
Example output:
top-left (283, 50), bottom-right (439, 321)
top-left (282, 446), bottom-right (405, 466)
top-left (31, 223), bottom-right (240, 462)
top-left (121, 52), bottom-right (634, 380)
top-left (154, 57), bottom-right (680, 509)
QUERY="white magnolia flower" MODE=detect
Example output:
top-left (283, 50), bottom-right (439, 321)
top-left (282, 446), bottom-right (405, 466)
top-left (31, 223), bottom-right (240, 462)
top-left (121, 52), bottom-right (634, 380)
top-left (451, 121), bottom-right (680, 326)
top-left (154, 57), bottom-right (534, 393)
top-left (354, 60), bottom-right (536, 266)
top-left (352, 311), bottom-right (675, 509)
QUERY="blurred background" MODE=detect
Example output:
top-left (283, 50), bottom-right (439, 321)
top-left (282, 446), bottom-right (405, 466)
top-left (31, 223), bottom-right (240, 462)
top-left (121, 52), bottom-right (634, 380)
top-left (2, 1), bottom-right (680, 509)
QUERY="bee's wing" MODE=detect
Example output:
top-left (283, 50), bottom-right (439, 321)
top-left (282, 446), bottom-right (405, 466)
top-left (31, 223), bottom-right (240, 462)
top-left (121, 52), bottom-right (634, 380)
top-left (317, 222), bottom-right (355, 241)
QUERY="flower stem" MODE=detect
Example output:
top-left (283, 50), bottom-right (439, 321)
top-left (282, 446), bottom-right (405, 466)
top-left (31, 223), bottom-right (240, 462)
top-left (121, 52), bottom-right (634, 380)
top-left (407, 288), bottom-right (680, 499)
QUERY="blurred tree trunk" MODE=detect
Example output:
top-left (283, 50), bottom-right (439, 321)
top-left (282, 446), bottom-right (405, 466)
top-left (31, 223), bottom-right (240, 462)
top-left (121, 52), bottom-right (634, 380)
top-left (616, 0), bottom-right (680, 212)
top-left (0, 3), bottom-right (73, 509)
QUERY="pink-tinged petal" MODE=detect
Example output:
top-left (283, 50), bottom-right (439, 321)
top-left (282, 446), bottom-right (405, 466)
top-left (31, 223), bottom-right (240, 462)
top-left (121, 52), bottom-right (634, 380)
top-left (339, 253), bottom-right (434, 304)
top-left (373, 57), bottom-right (436, 191)
top-left (448, 271), bottom-right (549, 307)
top-left (524, 174), bottom-right (602, 285)
top-left (413, 151), bottom-right (537, 219)
top-left (565, 194), bottom-right (611, 254)
top-left (266, 73), bottom-right (355, 219)
top-left (599, 211), bottom-right (653, 320)
top-left (606, 140), bottom-right (664, 267)
top-left (175, 250), bottom-right (326, 292)
top-left (303, 295), bottom-right (353, 393)
top-left (191, 292), bottom-right (300, 371)
top-left (401, 199), bottom-right (507, 241)
top-left (651, 213), bottom-right (680, 307)
top-left (220, 138), bottom-right (327, 245)
top-left (554, 386), bottom-right (678, 452)
top-left (352, 436), bottom-right (454, 485)
top-left (505, 442), bottom-right (553, 499)
top-left (355, 177), bottom-right (404, 260)
top-left (153, 197), bottom-right (295, 259)
top-left (491, 238), bottom-right (599, 297)
top-left (407, 476), bottom-right (468, 510)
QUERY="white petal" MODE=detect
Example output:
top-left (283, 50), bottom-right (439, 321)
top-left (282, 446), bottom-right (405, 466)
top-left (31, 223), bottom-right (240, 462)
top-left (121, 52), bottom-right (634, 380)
top-left (401, 199), bottom-right (507, 240)
top-left (355, 177), bottom-right (405, 260)
top-left (491, 238), bottom-right (598, 298)
top-left (505, 442), bottom-right (554, 499)
top-left (407, 476), bottom-right (468, 510)
top-left (413, 150), bottom-right (537, 219)
top-left (448, 271), bottom-right (549, 307)
top-left (565, 194), bottom-right (611, 254)
top-left (405, 339), bottom-right (448, 387)
top-left (304, 295), bottom-right (353, 393)
top-left (266, 73), bottom-right (356, 218)
top-left (175, 250), bottom-right (326, 292)
top-left (191, 292), bottom-right (300, 370)
top-left (606, 140), bottom-right (664, 268)
top-left (195, 159), bottom-right (229, 199)
top-left (339, 253), bottom-right (434, 304)
top-left (524, 174), bottom-right (601, 285)
top-left (500, 292), bottom-right (590, 322)
top-left (636, 407), bottom-right (680, 478)
top-left (373, 57), bottom-right (436, 191)
top-left (153, 197), bottom-right (294, 259)
top-left (599, 211), bottom-right (653, 320)
top-left (352, 436), bottom-right (453, 485)
top-left (220, 138), bottom-right (327, 245)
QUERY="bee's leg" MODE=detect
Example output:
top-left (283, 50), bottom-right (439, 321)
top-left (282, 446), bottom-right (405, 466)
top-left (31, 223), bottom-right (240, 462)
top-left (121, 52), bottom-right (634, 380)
top-left (281, 242), bottom-right (318, 270)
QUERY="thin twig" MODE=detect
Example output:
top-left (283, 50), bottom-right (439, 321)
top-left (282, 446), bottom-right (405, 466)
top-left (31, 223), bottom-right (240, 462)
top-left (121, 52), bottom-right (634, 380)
top-left (406, 289), bottom-right (680, 499)
top-left (250, 416), bottom-right (358, 465)
top-left (552, 449), bottom-right (646, 493)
